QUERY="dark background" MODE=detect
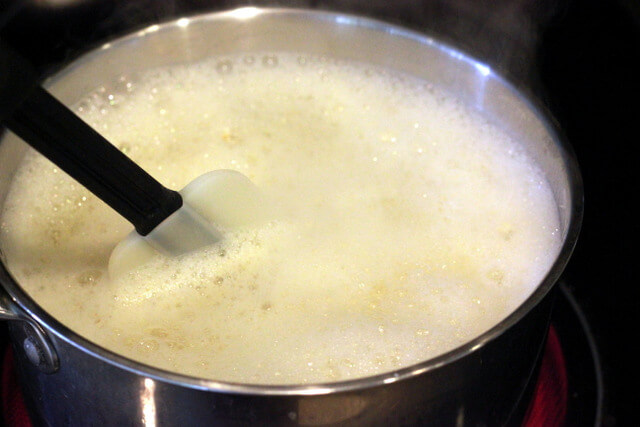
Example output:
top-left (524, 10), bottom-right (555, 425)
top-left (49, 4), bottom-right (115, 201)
top-left (539, 1), bottom-right (638, 425)
top-left (1, 0), bottom-right (638, 425)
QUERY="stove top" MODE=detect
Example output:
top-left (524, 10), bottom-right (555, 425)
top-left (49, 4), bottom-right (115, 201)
top-left (0, 282), bottom-right (602, 427)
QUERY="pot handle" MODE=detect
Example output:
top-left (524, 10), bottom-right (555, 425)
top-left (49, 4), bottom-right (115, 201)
top-left (0, 284), bottom-right (59, 374)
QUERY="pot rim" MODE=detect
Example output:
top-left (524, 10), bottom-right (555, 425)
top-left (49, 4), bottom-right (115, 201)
top-left (0, 6), bottom-right (583, 396)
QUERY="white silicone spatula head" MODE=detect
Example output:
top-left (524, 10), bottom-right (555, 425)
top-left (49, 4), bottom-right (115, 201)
top-left (108, 170), bottom-right (263, 277)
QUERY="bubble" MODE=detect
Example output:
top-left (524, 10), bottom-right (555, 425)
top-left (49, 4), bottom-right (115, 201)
top-left (75, 100), bottom-right (90, 113)
top-left (149, 328), bottom-right (168, 338)
top-left (262, 55), bottom-right (278, 68)
top-left (118, 143), bottom-right (131, 154)
top-left (77, 269), bottom-right (103, 286)
top-left (487, 269), bottom-right (504, 284)
top-left (113, 75), bottom-right (135, 95)
top-left (216, 60), bottom-right (233, 74)
top-left (139, 339), bottom-right (159, 352)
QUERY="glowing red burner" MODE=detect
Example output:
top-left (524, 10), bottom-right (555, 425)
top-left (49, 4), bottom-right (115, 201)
top-left (2, 348), bottom-right (30, 427)
top-left (522, 327), bottom-right (568, 427)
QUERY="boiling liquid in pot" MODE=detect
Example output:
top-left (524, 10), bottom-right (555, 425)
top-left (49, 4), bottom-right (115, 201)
top-left (0, 53), bottom-right (561, 384)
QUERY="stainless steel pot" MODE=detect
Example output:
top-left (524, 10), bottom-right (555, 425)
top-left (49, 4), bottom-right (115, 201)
top-left (0, 8), bottom-right (582, 426)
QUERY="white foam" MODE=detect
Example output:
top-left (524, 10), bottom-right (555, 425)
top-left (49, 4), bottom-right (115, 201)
top-left (0, 53), bottom-right (561, 384)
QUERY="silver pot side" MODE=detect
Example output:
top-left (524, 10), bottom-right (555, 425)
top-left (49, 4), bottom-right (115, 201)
top-left (0, 8), bottom-right (583, 426)
top-left (2, 288), bottom-right (556, 426)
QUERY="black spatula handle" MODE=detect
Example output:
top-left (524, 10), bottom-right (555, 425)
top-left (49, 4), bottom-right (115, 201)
top-left (1, 41), bottom-right (182, 236)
